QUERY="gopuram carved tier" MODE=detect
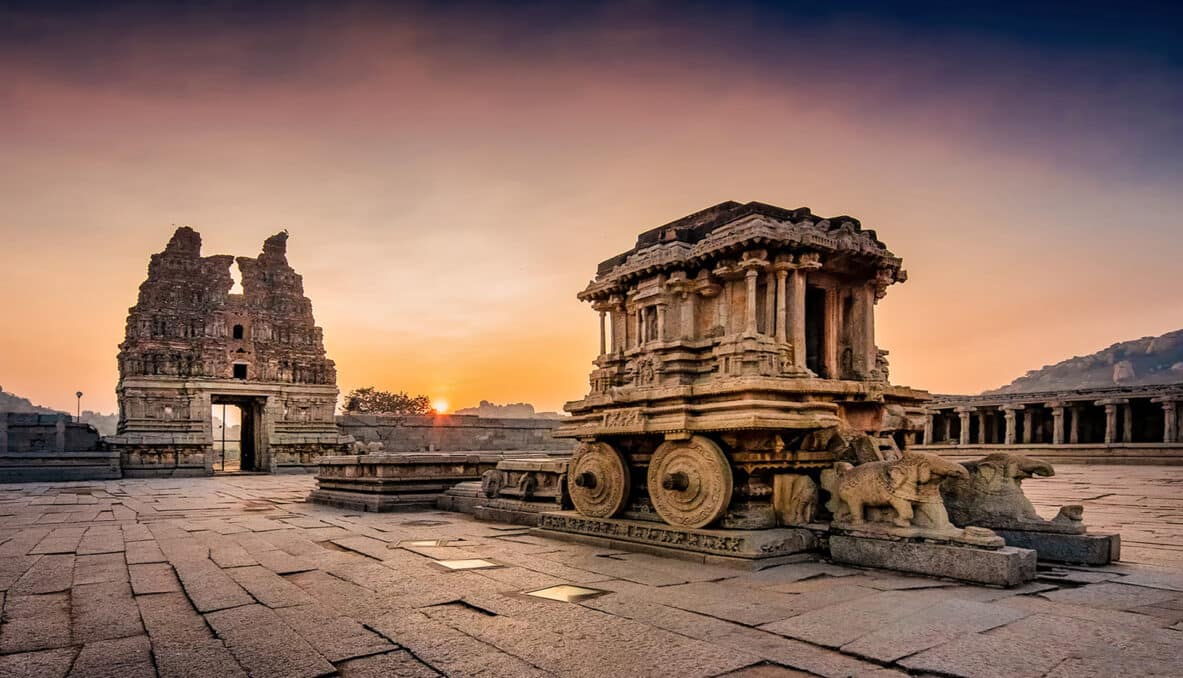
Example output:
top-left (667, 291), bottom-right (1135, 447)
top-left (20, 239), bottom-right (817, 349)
top-left (555, 201), bottom-right (930, 531)
top-left (105, 227), bottom-right (352, 476)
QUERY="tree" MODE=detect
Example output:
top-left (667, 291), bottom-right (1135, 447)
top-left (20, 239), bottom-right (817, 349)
top-left (342, 387), bottom-right (432, 415)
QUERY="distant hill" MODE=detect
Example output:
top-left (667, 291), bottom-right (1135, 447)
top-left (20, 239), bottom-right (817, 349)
top-left (985, 329), bottom-right (1183, 395)
top-left (454, 400), bottom-right (563, 419)
top-left (0, 389), bottom-right (60, 415)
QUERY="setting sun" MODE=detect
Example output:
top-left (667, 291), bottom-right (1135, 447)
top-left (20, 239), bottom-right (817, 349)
top-left (432, 399), bottom-right (449, 414)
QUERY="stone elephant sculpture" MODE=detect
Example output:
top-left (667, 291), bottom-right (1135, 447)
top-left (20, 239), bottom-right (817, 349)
top-left (823, 451), bottom-right (969, 529)
top-left (942, 452), bottom-right (1084, 533)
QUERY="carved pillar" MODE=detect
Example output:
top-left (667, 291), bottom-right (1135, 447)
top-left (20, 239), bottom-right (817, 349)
top-left (611, 299), bottom-right (625, 353)
top-left (55, 414), bottom-right (67, 453)
top-left (598, 311), bottom-right (607, 356)
top-left (774, 267), bottom-right (788, 343)
top-left (716, 281), bottom-right (730, 332)
top-left (1070, 405), bottom-right (1080, 444)
top-left (789, 268), bottom-right (806, 371)
top-left (656, 303), bottom-right (667, 342)
top-left (635, 308), bottom-right (644, 347)
top-left (977, 411), bottom-right (989, 444)
top-left (860, 283), bottom-right (877, 378)
top-left (957, 407), bottom-right (972, 446)
top-left (764, 270), bottom-right (776, 336)
top-left (1123, 403), bottom-right (1134, 443)
top-left (682, 293), bottom-right (696, 340)
top-left (1156, 398), bottom-right (1179, 443)
top-left (823, 288), bottom-right (840, 379)
top-left (941, 414), bottom-right (952, 443)
top-left (1002, 405), bottom-right (1021, 445)
top-left (1100, 401), bottom-right (1118, 444)
top-left (923, 412), bottom-right (934, 445)
top-left (1021, 409), bottom-right (1033, 444)
top-left (744, 268), bottom-right (760, 336)
top-left (1049, 402), bottom-right (1065, 445)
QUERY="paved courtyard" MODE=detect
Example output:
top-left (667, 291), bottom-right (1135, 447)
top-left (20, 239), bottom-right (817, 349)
top-left (0, 465), bottom-right (1180, 678)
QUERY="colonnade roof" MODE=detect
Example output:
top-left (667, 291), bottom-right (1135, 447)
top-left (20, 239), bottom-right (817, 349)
top-left (928, 383), bottom-right (1183, 409)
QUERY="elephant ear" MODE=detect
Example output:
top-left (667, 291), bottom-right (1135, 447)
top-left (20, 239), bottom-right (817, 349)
top-left (889, 465), bottom-right (910, 491)
top-left (977, 461), bottom-right (1000, 486)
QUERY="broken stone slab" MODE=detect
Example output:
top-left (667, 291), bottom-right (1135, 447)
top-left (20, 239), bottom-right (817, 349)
top-left (995, 529), bottom-right (1120, 566)
top-left (828, 534), bottom-right (1036, 587)
top-left (534, 511), bottom-right (817, 569)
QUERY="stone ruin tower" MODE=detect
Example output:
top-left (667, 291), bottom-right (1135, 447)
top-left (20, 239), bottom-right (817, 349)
top-left (105, 227), bottom-right (351, 476)
top-left (556, 201), bottom-right (930, 529)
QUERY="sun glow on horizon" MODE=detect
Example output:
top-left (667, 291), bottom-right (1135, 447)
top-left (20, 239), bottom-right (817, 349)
top-left (432, 399), bottom-right (449, 414)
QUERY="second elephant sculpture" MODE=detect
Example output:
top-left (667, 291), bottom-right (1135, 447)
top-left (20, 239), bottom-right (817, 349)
top-left (822, 451), bottom-right (969, 529)
top-left (942, 452), bottom-right (1085, 534)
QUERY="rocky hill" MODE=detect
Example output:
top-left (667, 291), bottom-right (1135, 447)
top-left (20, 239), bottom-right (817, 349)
top-left (985, 329), bottom-right (1183, 394)
top-left (0, 389), bottom-right (60, 414)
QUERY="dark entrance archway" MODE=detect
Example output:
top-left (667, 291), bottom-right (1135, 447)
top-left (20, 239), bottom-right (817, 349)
top-left (211, 394), bottom-right (269, 472)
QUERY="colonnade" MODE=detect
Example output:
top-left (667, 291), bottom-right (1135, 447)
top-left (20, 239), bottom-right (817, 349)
top-left (923, 392), bottom-right (1182, 447)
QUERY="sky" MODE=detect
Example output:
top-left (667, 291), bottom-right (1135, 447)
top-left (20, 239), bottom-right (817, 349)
top-left (1, 0), bottom-right (1181, 415)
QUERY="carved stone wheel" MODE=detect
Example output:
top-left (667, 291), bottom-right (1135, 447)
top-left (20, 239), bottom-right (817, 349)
top-left (567, 441), bottom-right (631, 518)
top-left (647, 436), bottom-right (734, 529)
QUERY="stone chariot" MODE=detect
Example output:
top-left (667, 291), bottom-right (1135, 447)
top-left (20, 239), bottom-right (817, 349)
top-left (555, 201), bottom-right (929, 530)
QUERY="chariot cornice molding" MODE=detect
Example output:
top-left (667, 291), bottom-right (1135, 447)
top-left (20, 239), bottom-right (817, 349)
top-left (586, 214), bottom-right (903, 294)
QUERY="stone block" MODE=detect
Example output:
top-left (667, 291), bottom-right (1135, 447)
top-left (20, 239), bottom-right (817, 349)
top-left (535, 511), bottom-right (817, 567)
top-left (829, 534), bottom-right (1036, 587)
top-left (996, 529), bottom-right (1120, 566)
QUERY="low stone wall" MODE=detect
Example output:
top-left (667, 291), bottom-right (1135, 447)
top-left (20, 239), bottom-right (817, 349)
top-left (336, 414), bottom-right (573, 453)
top-left (918, 443), bottom-right (1183, 465)
top-left (0, 413), bottom-right (119, 482)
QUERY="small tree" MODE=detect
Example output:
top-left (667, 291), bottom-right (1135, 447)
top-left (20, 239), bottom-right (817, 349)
top-left (342, 387), bottom-right (432, 415)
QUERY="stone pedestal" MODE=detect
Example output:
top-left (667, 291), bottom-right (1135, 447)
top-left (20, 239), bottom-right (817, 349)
top-left (829, 534), bottom-right (1036, 587)
top-left (308, 452), bottom-right (550, 512)
top-left (995, 529), bottom-right (1120, 566)
top-left (535, 511), bottom-right (817, 569)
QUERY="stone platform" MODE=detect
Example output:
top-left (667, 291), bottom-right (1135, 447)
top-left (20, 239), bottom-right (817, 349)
top-left (996, 529), bottom-right (1121, 566)
top-left (308, 451), bottom-right (554, 511)
top-left (829, 535), bottom-right (1036, 587)
top-left (0, 468), bottom-right (1179, 678)
top-left (535, 511), bottom-right (817, 568)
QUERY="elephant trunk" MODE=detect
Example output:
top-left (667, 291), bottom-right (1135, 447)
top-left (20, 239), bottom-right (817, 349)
top-left (1019, 458), bottom-right (1055, 478)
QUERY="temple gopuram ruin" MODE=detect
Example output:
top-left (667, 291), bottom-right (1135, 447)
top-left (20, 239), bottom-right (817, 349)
top-left (104, 227), bottom-right (351, 476)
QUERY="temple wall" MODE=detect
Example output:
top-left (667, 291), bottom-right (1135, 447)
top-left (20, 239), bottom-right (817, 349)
top-left (0, 413), bottom-right (120, 482)
top-left (336, 414), bottom-right (573, 453)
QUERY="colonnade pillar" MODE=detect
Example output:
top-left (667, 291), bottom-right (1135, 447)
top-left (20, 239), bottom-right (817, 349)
top-left (1022, 410), bottom-right (1033, 444)
top-left (1050, 402), bottom-right (1066, 445)
top-left (977, 411), bottom-right (989, 444)
top-left (923, 413), bottom-right (934, 445)
top-left (1155, 397), bottom-right (1179, 443)
top-left (1002, 404), bottom-right (1022, 445)
top-left (1069, 405), bottom-right (1080, 444)
top-left (957, 407), bottom-right (972, 446)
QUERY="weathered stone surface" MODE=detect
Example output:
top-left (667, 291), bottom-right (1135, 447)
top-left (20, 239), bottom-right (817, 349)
top-left (0, 593), bottom-right (71, 653)
top-left (840, 598), bottom-right (1028, 661)
top-left (69, 635), bottom-right (155, 678)
top-left (129, 562), bottom-right (181, 594)
top-left (0, 647), bottom-right (77, 678)
top-left (1041, 581), bottom-right (1179, 610)
top-left (273, 604), bottom-right (393, 662)
top-left (829, 534), bottom-right (1036, 587)
top-left (205, 604), bottom-right (336, 678)
top-left (71, 581), bottom-right (145, 643)
top-left (171, 557), bottom-right (254, 612)
top-left (73, 552), bottom-right (128, 586)
top-left (335, 650), bottom-right (440, 677)
top-left (225, 565), bottom-right (314, 608)
top-left (759, 589), bottom-right (953, 647)
top-left (12, 554), bottom-right (74, 594)
top-left (996, 529), bottom-right (1120, 565)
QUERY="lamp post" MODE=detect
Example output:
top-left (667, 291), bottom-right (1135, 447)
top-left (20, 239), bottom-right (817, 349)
top-left (75, 391), bottom-right (83, 423)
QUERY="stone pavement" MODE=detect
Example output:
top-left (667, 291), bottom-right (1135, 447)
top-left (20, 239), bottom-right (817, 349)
top-left (0, 465), bottom-right (1180, 678)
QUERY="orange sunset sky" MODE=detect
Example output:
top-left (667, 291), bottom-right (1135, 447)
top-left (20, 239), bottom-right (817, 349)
top-left (1, 2), bottom-right (1181, 415)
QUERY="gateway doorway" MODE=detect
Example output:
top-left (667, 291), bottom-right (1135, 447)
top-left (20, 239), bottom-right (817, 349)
top-left (210, 395), bottom-right (268, 472)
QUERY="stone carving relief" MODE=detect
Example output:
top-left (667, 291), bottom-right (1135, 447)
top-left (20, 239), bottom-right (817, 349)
top-left (772, 474), bottom-right (817, 525)
top-left (942, 453), bottom-right (1085, 534)
top-left (822, 451), bottom-right (968, 530)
